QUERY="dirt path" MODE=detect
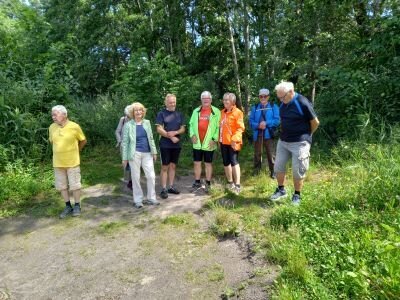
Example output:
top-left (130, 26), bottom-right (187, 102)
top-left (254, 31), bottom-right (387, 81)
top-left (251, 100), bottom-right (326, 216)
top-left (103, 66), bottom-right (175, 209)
top-left (0, 176), bottom-right (277, 300)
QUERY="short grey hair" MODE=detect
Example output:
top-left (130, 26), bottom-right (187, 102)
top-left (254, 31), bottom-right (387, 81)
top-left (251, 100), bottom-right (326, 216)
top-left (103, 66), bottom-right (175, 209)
top-left (51, 105), bottom-right (68, 116)
top-left (223, 92), bottom-right (236, 104)
top-left (124, 105), bottom-right (132, 116)
top-left (201, 91), bottom-right (212, 99)
top-left (275, 81), bottom-right (294, 94)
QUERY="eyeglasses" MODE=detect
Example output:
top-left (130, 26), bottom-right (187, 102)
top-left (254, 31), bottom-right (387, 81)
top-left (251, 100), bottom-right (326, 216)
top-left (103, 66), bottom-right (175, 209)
top-left (278, 92), bottom-right (288, 101)
top-left (259, 95), bottom-right (269, 99)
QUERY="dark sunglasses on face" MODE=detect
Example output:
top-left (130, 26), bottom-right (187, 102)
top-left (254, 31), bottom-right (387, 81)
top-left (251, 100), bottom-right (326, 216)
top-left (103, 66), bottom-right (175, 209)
top-left (259, 95), bottom-right (269, 99)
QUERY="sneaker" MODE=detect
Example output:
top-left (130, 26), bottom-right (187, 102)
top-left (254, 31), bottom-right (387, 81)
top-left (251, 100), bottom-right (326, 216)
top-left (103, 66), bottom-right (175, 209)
top-left (270, 188), bottom-right (288, 201)
top-left (191, 181), bottom-right (202, 192)
top-left (59, 206), bottom-right (73, 219)
top-left (72, 205), bottom-right (81, 217)
top-left (292, 194), bottom-right (301, 206)
top-left (134, 203), bottom-right (144, 209)
top-left (167, 186), bottom-right (180, 194)
top-left (144, 199), bottom-right (160, 206)
top-left (233, 185), bottom-right (241, 195)
top-left (225, 182), bottom-right (236, 190)
top-left (160, 189), bottom-right (168, 199)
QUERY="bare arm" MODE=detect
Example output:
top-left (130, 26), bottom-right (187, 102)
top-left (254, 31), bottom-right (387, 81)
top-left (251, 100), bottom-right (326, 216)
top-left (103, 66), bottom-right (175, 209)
top-left (79, 140), bottom-right (87, 151)
top-left (310, 118), bottom-right (320, 134)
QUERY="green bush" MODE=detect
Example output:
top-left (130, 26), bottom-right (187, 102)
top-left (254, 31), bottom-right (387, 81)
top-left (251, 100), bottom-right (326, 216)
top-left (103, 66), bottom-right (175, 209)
top-left (0, 160), bottom-right (53, 217)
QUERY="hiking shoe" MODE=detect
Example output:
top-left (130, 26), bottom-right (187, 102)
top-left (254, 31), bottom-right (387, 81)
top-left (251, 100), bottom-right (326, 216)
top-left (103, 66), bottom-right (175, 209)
top-left (72, 205), bottom-right (81, 217)
top-left (167, 186), bottom-right (180, 194)
top-left (59, 206), bottom-right (73, 219)
top-left (233, 185), bottom-right (241, 195)
top-left (191, 181), bottom-right (202, 192)
top-left (270, 188), bottom-right (288, 201)
top-left (160, 189), bottom-right (168, 199)
top-left (144, 199), bottom-right (160, 206)
top-left (292, 194), bottom-right (301, 206)
top-left (225, 182), bottom-right (236, 190)
top-left (134, 203), bottom-right (143, 209)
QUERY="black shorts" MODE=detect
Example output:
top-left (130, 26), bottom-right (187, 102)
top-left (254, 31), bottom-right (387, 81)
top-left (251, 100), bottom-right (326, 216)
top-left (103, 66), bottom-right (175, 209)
top-left (220, 144), bottom-right (239, 166)
top-left (193, 149), bottom-right (214, 163)
top-left (160, 148), bottom-right (181, 165)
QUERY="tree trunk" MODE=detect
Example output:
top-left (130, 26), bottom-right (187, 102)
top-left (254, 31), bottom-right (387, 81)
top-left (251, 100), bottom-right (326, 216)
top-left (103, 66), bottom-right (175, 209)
top-left (242, 0), bottom-right (250, 114)
top-left (225, 0), bottom-right (242, 110)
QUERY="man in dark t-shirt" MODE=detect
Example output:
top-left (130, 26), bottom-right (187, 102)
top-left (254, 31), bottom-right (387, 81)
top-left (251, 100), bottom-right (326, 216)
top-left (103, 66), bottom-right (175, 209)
top-left (155, 93), bottom-right (186, 199)
top-left (269, 81), bottom-right (320, 205)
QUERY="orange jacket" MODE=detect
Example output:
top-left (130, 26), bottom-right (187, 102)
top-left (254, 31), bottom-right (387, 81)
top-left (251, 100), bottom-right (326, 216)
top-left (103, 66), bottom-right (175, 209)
top-left (219, 105), bottom-right (245, 150)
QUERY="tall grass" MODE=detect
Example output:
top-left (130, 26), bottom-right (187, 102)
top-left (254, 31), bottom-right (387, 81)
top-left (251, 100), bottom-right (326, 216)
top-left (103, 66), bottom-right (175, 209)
top-left (266, 142), bottom-right (399, 299)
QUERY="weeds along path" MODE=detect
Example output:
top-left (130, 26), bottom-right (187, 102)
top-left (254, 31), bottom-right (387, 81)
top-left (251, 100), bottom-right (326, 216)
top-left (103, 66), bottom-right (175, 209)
top-left (0, 175), bottom-right (277, 300)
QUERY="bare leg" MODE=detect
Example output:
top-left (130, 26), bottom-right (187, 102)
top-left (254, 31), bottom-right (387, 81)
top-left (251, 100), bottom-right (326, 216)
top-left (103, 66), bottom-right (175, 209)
top-left (224, 165), bottom-right (233, 182)
top-left (205, 163), bottom-right (212, 181)
top-left (194, 161), bottom-right (202, 180)
top-left (232, 164), bottom-right (241, 185)
top-left (61, 189), bottom-right (69, 202)
top-left (294, 178), bottom-right (304, 192)
top-left (72, 189), bottom-right (81, 203)
top-left (168, 163), bottom-right (176, 187)
top-left (160, 165), bottom-right (168, 188)
top-left (276, 172), bottom-right (286, 186)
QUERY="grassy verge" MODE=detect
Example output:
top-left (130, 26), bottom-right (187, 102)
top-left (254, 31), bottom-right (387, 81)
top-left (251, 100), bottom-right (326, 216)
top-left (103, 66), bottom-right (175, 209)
top-left (207, 142), bottom-right (400, 299)
top-left (0, 144), bottom-right (122, 218)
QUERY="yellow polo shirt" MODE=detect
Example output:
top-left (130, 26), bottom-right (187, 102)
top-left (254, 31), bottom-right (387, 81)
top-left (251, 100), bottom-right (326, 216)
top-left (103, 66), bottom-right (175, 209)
top-left (49, 121), bottom-right (86, 167)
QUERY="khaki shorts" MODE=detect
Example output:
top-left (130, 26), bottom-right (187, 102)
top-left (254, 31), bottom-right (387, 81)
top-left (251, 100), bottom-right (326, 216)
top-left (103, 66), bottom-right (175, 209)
top-left (54, 166), bottom-right (82, 191)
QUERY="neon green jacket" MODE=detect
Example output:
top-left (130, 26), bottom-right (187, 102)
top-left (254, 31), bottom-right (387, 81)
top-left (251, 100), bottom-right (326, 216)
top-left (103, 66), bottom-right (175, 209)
top-left (189, 105), bottom-right (221, 151)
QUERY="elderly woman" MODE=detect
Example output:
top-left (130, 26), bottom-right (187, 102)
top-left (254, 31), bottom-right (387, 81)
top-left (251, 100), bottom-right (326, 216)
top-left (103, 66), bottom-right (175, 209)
top-left (219, 93), bottom-right (245, 194)
top-left (122, 102), bottom-right (159, 208)
top-left (115, 105), bottom-right (133, 189)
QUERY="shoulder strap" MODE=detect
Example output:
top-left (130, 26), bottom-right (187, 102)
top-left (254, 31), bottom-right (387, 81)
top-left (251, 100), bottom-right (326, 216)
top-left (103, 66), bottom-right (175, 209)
top-left (280, 94), bottom-right (304, 116)
top-left (293, 94), bottom-right (304, 116)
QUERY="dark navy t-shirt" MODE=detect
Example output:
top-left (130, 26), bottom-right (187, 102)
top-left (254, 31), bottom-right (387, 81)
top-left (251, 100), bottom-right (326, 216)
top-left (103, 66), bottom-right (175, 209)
top-left (135, 125), bottom-right (151, 153)
top-left (279, 93), bottom-right (318, 143)
top-left (155, 109), bottom-right (185, 149)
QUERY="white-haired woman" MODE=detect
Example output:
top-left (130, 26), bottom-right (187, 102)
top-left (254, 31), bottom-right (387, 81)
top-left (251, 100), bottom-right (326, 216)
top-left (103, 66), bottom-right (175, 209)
top-left (115, 105), bottom-right (133, 189)
top-left (122, 102), bottom-right (159, 208)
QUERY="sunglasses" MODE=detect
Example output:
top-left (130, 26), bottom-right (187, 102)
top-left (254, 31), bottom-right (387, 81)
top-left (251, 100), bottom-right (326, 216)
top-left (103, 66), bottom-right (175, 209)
top-left (259, 95), bottom-right (269, 99)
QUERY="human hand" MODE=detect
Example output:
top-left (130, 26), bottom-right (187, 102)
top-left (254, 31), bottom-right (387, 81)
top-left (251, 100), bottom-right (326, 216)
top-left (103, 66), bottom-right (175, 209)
top-left (231, 141), bottom-right (237, 150)
top-left (167, 131), bottom-right (177, 138)
top-left (170, 136), bottom-right (180, 143)
top-left (259, 121), bottom-right (266, 129)
top-left (191, 136), bottom-right (198, 144)
top-left (122, 160), bottom-right (128, 169)
top-left (153, 155), bottom-right (157, 161)
top-left (209, 140), bottom-right (215, 148)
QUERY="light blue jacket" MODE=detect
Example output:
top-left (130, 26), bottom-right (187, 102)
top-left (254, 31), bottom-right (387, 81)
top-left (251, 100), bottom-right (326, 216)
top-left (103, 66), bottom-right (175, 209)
top-left (122, 119), bottom-right (157, 160)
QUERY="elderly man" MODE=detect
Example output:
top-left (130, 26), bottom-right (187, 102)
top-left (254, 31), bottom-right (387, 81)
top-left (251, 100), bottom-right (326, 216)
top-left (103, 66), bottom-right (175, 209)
top-left (189, 91), bottom-right (221, 192)
top-left (49, 105), bottom-right (87, 218)
top-left (155, 94), bottom-right (186, 199)
top-left (249, 88), bottom-right (280, 177)
top-left (270, 82), bottom-right (319, 205)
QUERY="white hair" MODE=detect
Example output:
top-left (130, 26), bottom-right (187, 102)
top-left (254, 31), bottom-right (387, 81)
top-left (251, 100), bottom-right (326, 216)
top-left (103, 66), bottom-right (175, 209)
top-left (124, 105), bottom-right (132, 116)
top-left (201, 91), bottom-right (212, 99)
top-left (51, 105), bottom-right (68, 116)
top-left (275, 81), bottom-right (294, 94)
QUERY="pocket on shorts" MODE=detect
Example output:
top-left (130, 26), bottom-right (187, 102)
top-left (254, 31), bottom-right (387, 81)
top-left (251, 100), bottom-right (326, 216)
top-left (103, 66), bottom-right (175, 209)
top-left (298, 143), bottom-right (310, 177)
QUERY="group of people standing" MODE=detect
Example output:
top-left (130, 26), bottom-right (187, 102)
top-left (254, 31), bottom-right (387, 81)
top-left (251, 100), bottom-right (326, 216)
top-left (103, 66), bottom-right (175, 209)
top-left (49, 81), bottom-right (319, 217)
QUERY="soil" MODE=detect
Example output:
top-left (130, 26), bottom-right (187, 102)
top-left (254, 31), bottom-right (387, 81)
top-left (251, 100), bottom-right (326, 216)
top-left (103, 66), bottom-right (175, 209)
top-left (0, 176), bottom-right (278, 300)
